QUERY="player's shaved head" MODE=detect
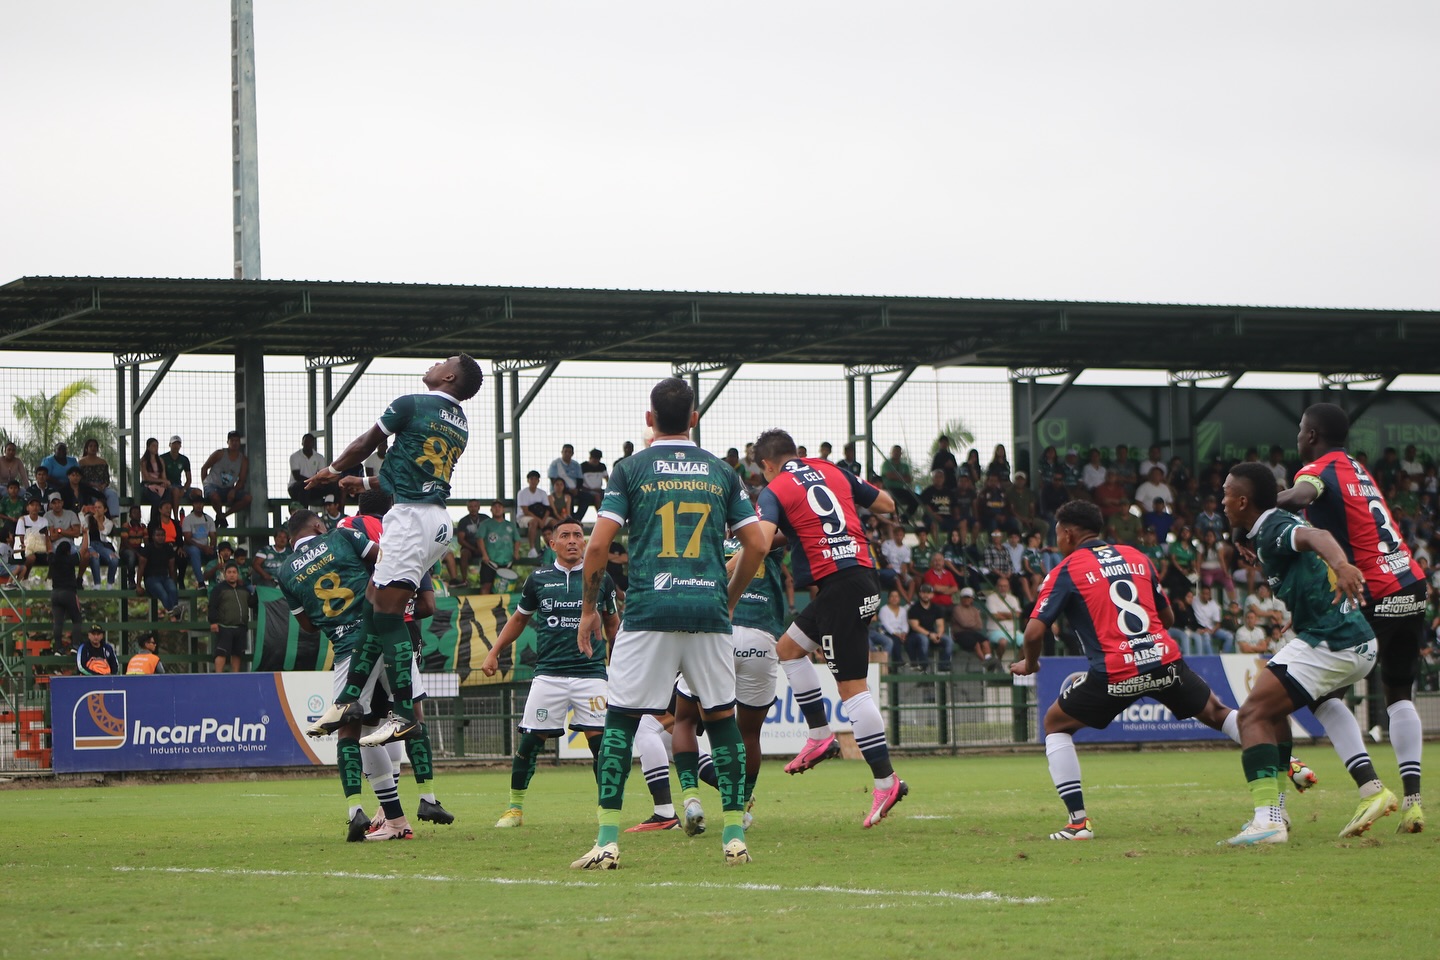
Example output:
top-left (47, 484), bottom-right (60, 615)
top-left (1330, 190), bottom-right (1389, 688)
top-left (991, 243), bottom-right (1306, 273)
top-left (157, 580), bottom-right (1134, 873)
top-left (1301, 402), bottom-right (1349, 446)
top-left (650, 377), bottom-right (695, 435)
top-left (1055, 500), bottom-right (1104, 537)
top-left (1227, 462), bottom-right (1278, 511)
top-left (754, 429), bottom-right (797, 467)
top-left (286, 508), bottom-right (325, 539)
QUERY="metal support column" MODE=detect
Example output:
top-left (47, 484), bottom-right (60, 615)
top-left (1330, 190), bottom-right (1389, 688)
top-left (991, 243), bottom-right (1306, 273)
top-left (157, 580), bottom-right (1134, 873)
top-left (846, 364), bottom-right (914, 477)
top-left (113, 353), bottom-right (179, 506)
top-left (323, 360), bottom-right (372, 460)
top-left (495, 360), bottom-right (559, 499)
top-left (675, 362), bottom-right (743, 450)
top-left (231, 0), bottom-right (261, 280)
top-left (235, 343), bottom-right (267, 529)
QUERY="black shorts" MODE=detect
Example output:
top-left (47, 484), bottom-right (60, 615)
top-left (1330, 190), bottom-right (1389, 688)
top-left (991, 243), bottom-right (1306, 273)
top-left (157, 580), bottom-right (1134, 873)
top-left (1366, 583), bottom-right (1427, 690)
top-left (214, 626), bottom-right (248, 658)
top-left (1056, 660), bottom-right (1212, 730)
top-left (790, 566), bottom-right (882, 682)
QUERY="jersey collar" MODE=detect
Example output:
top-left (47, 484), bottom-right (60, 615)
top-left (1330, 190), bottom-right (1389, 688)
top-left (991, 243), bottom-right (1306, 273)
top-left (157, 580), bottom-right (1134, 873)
top-left (1246, 508), bottom-right (1278, 542)
top-left (293, 534), bottom-right (319, 549)
top-left (649, 438), bottom-right (696, 448)
top-left (554, 559), bottom-right (582, 574)
top-left (426, 389), bottom-right (461, 403)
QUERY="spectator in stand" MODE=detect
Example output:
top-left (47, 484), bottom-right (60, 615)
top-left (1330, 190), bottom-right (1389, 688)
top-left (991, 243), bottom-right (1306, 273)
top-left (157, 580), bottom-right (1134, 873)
top-left (950, 587), bottom-right (995, 668)
top-left (547, 477), bottom-right (573, 525)
top-left (940, 527), bottom-right (972, 586)
top-left (455, 499), bottom-right (485, 580)
top-left (61, 465), bottom-right (101, 514)
top-left (1166, 455), bottom-right (1190, 493)
top-left (1266, 445), bottom-right (1290, 490)
top-left (878, 524), bottom-right (916, 601)
top-left (44, 493), bottom-right (82, 555)
top-left (977, 473), bottom-right (1014, 533)
top-left (578, 448), bottom-right (608, 517)
top-left (983, 577), bottom-right (1020, 660)
top-left (76, 624), bottom-right (120, 675)
top-left (1002, 531), bottom-right (1033, 602)
top-left (1138, 526), bottom-right (1166, 571)
top-left (982, 529), bottom-right (1010, 586)
top-left (1235, 608), bottom-right (1269, 654)
top-left (1375, 446), bottom-right (1402, 493)
top-left (1401, 444), bottom-right (1425, 480)
top-left (796, 444), bottom-right (808, 458)
top-left (952, 474), bottom-right (978, 534)
top-left (77, 439), bottom-right (119, 518)
top-left (1244, 582), bottom-right (1290, 642)
top-left (138, 438), bottom-right (171, 507)
top-left (1173, 475), bottom-right (1202, 525)
top-left (81, 501), bottom-right (119, 588)
top-left (837, 442), bottom-right (862, 477)
top-left (1108, 506), bottom-right (1141, 546)
top-left (918, 469), bottom-right (959, 536)
top-left (251, 529), bottom-right (291, 587)
top-left (12, 497), bottom-right (46, 581)
top-left (1169, 587), bottom-right (1203, 656)
top-left (1093, 469), bottom-right (1129, 520)
top-left (203, 542), bottom-right (237, 586)
top-left (199, 431), bottom-right (252, 527)
top-left (48, 541), bottom-right (84, 653)
top-left (913, 527), bottom-right (933, 562)
top-left (39, 442), bottom-right (78, 482)
top-left (318, 495), bottom-right (345, 531)
top-left (881, 445), bottom-right (920, 520)
top-left (1193, 495), bottom-right (1228, 539)
top-left (25, 466), bottom-right (62, 508)
top-left (1007, 471), bottom-right (1045, 538)
top-left (1081, 448), bottom-right (1107, 492)
top-left (921, 551), bottom-right (959, 609)
top-left (475, 500), bottom-right (521, 593)
top-left (0, 479), bottom-right (23, 540)
top-left (1196, 529), bottom-right (1235, 603)
top-left (1141, 497), bottom-right (1175, 543)
top-left (181, 502), bottom-right (217, 587)
top-left (906, 584), bottom-right (952, 673)
top-left (1059, 448), bottom-right (1084, 495)
top-left (611, 440), bottom-right (635, 470)
top-left (1138, 444), bottom-right (1165, 480)
top-left (547, 443), bottom-right (583, 509)
top-left (1034, 446), bottom-right (1059, 488)
top-left (817, 441), bottom-right (834, 461)
top-left (118, 505), bottom-right (146, 589)
top-left (870, 589), bottom-right (909, 666)
top-left (606, 538), bottom-right (630, 597)
top-left (208, 562), bottom-right (252, 673)
top-left (0, 441), bottom-right (29, 488)
top-left (1039, 471), bottom-right (1068, 524)
top-left (161, 436), bottom-right (197, 508)
top-left (1112, 444), bottom-right (1138, 494)
top-left (986, 443), bottom-right (1011, 482)
top-left (931, 435), bottom-right (959, 487)
top-left (1020, 532), bottom-right (1047, 599)
top-left (1391, 472), bottom-right (1421, 541)
top-left (126, 632), bottom-right (165, 675)
top-left (1162, 523), bottom-right (1199, 598)
top-left (957, 448), bottom-right (980, 484)
top-left (288, 433), bottom-right (329, 504)
top-left (1192, 585), bottom-right (1233, 653)
top-left (515, 470), bottom-right (550, 558)
top-left (722, 447), bottom-right (745, 483)
top-left (136, 507), bottom-right (181, 617)
top-left (1135, 466), bottom-right (1173, 510)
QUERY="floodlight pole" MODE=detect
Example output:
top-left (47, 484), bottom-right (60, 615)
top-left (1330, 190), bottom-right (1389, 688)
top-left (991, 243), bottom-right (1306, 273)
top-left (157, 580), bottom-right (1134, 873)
top-left (232, 0), bottom-right (261, 281)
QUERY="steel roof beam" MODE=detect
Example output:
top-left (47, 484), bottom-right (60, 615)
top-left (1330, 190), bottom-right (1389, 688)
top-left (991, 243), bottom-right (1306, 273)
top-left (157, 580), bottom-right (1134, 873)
top-left (746, 307), bottom-right (889, 364)
top-left (538, 302), bottom-right (701, 363)
top-left (0, 289), bottom-right (100, 346)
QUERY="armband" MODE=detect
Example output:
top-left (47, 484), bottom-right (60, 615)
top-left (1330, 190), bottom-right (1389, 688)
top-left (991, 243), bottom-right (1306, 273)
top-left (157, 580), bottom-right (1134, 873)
top-left (362, 475), bottom-right (373, 491)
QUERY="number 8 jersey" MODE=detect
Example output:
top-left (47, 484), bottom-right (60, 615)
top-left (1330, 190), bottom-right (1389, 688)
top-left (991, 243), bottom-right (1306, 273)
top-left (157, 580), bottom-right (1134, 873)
top-left (1030, 539), bottom-right (1178, 680)
top-left (276, 526), bottom-right (376, 659)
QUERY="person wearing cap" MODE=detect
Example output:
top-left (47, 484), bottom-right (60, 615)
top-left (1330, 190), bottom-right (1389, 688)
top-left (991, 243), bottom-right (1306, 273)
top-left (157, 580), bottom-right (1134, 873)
top-left (12, 496), bottom-right (48, 581)
top-left (49, 541), bottom-right (84, 655)
top-left (44, 493), bottom-right (82, 554)
top-left (950, 587), bottom-right (996, 668)
top-left (161, 436), bottom-right (199, 509)
top-left (288, 433), bottom-right (330, 505)
top-left (905, 583), bottom-right (953, 673)
top-left (199, 431), bottom-right (252, 528)
top-left (76, 623), bottom-right (120, 676)
top-left (126, 632), bottom-right (165, 675)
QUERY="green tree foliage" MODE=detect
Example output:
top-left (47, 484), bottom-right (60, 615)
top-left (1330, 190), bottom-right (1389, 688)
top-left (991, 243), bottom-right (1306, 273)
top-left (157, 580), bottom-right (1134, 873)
top-left (0, 380), bottom-right (116, 468)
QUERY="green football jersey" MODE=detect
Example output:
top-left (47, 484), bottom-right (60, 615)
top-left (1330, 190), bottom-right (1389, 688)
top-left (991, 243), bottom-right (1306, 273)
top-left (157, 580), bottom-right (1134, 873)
top-left (256, 544), bottom-right (291, 582)
top-left (377, 391), bottom-right (469, 505)
top-left (599, 440), bottom-right (758, 634)
top-left (479, 516), bottom-right (518, 567)
top-left (726, 537), bottom-right (787, 637)
top-left (276, 527), bottom-right (375, 658)
top-left (516, 562), bottom-right (618, 679)
top-left (1251, 508), bottom-right (1372, 650)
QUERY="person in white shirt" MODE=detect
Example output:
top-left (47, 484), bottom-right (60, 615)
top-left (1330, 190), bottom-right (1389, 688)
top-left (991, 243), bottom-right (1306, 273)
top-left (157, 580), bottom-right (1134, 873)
top-left (1134, 467), bottom-right (1174, 510)
top-left (1081, 449), bottom-right (1107, 491)
top-left (1138, 446), bottom-right (1166, 480)
top-left (1192, 585), bottom-right (1234, 653)
top-left (1234, 608), bottom-right (1269, 654)
top-left (1266, 446), bottom-right (1290, 490)
top-left (869, 589), bottom-right (909, 665)
top-left (515, 469), bottom-right (552, 558)
top-left (1400, 444), bottom-right (1425, 479)
top-left (984, 578), bottom-right (1021, 658)
top-left (879, 525), bottom-right (915, 602)
top-left (1244, 583), bottom-right (1293, 643)
top-left (13, 498), bottom-right (48, 580)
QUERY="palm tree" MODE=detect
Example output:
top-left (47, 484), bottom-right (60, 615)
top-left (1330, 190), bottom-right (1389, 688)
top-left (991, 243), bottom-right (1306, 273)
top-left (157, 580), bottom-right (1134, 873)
top-left (930, 417), bottom-right (976, 461)
top-left (0, 379), bottom-right (116, 468)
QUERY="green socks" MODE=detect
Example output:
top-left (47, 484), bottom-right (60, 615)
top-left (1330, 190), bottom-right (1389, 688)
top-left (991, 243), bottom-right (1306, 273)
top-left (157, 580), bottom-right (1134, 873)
top-left (337, 736), bottom-right (362, 799)
top-left (510, 732), bottom-right (544, 799)
top-left (595, 711), bottom-right (640, 846)
top-left (705, 715), bottom-right (747, 844)
top-left (1242, 743), bottom-right (1281, 808)
top-left (369, 611), bottom-right (415, 721)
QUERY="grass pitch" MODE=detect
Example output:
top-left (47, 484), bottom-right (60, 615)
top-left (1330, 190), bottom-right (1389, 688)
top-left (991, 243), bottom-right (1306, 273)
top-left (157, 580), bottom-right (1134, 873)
top-left (1, 746), bottom-right (1433, 960)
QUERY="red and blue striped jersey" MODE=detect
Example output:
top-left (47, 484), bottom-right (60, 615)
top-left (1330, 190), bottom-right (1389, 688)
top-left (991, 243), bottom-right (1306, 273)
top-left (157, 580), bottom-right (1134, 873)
top-left (1031, 539), bottom-right (1178, 680)
top-left (1294, 450), bottom-right (1422, 601)
top-left (338, 513), bottom-right (382, 544)
top-left (757, 457), bottom-right (878, 588)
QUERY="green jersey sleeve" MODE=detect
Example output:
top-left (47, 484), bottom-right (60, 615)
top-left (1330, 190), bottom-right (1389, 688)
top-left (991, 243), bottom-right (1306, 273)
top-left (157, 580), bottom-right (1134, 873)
top-left (723, 468), bottom-right (758, 531)
top-left (600, 573), bottom-right (619, 616)
top-left (598, 459), bottom-right (632, 524)
top-left (336, 525), bottom-right (376, 561)
top-left (377, 394), bottom-right (415, 436)
top-left (516, 571), bottom-right (543, 615)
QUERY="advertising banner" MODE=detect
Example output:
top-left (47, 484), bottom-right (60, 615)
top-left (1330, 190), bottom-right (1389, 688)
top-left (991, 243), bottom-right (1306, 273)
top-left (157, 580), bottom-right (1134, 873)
top-left (1035, 655), bottom-right (1326, 743)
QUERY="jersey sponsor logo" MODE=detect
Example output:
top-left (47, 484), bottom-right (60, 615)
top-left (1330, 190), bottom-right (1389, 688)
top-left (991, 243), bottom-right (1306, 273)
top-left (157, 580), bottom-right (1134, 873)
top-left (291, 542), bottom-right (330, 570)
top-left (654, 572), bottom-right (673, 591)
top-left (859, 592), bottom-right (882, 617)
top-left (653, 460), bottom-right (710, 476)
top-left (653, 573), bottom-right (719, 590)
top-left (438, 408), bottom-right (468, 431)
top-left (1371, 591), bottom-right (1426, 616)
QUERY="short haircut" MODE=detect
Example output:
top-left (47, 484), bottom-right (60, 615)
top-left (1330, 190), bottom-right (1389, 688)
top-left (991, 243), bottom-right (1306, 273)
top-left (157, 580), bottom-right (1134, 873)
top-left (449, 354), bottom-right (484, 401)
top-left (286, 509), bottom-right (323, 538)
top-left (1228, 461), bottom-right (1278, 511)
top-left (753, 428), bottom-right (798, 466)
top-left (1303, 402), bottom-right (1350, 446)
top-left (1055, 500), bottom-right (1104, 536)
top-left (552, 517), bottom-right (584, 536)
top-left (357, 488), bottom-right (394, 517)
top-left (527, 469), bottom-right (541, 479)
top-left (649, 377), bottom-right (695, 435)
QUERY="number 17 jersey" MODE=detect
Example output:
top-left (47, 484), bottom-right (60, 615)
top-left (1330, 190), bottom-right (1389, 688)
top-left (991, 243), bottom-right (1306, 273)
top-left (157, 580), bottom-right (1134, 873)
top-left (598, 439), bottom-right (759, 634)
top-left (1030, 539), bottom-right (1178, 680)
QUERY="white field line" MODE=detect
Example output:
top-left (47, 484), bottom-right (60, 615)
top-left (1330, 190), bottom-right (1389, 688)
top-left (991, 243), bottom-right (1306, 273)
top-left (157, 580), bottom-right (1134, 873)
top-left (112, 866), bottom-right (1048, 905)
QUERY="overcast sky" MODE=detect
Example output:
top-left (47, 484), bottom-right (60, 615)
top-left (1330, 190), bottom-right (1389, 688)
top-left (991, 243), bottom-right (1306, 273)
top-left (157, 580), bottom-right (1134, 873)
top-left (3, 1), bottom-right (1437, 312)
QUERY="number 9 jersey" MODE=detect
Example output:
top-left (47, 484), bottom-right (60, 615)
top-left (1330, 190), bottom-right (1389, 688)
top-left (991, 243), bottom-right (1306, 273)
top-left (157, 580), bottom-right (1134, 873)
top-left (756, 457), bottom-right (879, 588)
top-left (1030, 539), bottom-right (1179, 681)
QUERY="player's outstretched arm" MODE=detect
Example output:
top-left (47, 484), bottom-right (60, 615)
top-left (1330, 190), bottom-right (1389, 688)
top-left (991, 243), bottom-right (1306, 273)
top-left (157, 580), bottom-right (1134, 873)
top-left (578, 517), bottom-right (621, 656)
top-left (1276, 476), bottom-right (1319, 512)
top-left (1009, 617), bottom-right (1049, 677)
top-left (480, 610), bottom-right (533, 676)
top-left (728, 521), bottom-right (768, 614)
top-left (1293, 526), bottom-right (1365, 606)
top-left (307, 425), bottom-right (384, 490)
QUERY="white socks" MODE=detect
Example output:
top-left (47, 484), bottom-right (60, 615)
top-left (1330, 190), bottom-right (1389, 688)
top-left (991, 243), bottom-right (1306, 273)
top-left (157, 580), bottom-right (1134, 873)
top-left (1313, 697), bottom-right (1372, 783)
top-left (1388, 699), bottom-right (1423, 797)
top-left (1045, 732), bottom-right (1085, 820)
top-left (782, 656), bottom-right (832, 739)
top-left (1221, 710), bottom-right (1240, 744)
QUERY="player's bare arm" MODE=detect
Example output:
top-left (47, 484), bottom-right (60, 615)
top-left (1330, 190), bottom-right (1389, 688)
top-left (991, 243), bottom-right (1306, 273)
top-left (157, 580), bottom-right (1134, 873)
top-left (1275, 476), bottom-right (1319, 512)
top-left (1293, 526), bottom-right (1365, 606)
top-left (578, 516), bottom-right (621, 656)
top-left (308, 424), bottom-right (384, 490)
top-left (869, 489), bottom-right (897, 516)
top-left (1009, 617), bottom-right (1049, 676)
top-left (727, 521), bottom-right (767, 614)
top-left (481, 610), bottom-right (533, 676)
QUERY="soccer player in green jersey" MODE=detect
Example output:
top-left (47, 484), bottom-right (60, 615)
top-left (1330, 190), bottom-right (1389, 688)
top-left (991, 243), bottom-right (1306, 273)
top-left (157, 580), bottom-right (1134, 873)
top-left (306, 355), bottom-right (483, 747)
top-left (480, 518), bottom-right (620, 827)
top-left (571, 378), bottom-right (768, 869)
top-left (277, 509), bottom-right (424, 841)
top-left (1220, 462), bottom-right (1397, 845)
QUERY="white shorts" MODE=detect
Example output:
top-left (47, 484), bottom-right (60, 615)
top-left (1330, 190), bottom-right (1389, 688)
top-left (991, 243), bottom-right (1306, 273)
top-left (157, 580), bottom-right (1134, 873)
top-left (1269, 637), bottom-right (1377, 705)
top-left (677, 625), bottom-right (777, 710)
top-left (520, 675), bottom-right (608, 734)
top-left (331, 652), bottom-right (428, 715)
top-left (607, 629), bottom-right (736, 713)
top-left (373, 502), bottom-right (453, 589)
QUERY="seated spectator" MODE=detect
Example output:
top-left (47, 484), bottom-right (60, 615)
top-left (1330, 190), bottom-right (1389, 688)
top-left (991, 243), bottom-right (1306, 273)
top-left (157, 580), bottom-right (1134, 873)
top-left (931, 435), bottom-right (959, 487)
top-left (1400, 444), bottom-right (1425, 480)
top-left (906, 584), bottom-right (953, 672)
top-left (1167, 456), bottom-right (1191, 493)
top-left (1111, 443), bottom-right (1138, 493)
top-left (181, 502), bottom-right (217, 587)
top-left (49, 541), bottom-right (84, 654)
top-left (1093, 469), bottom-right (1129, 519)
top-left (1039, 471), bottom-right (1068, 523)
top-left (961, 449), bottom-right (983, 484)
top-left (200, 431), bottom-right (252, 527)
top-left (1034, 445), bottom-right (1059, 487)
top-left (977, 474), bottom-right (1014, 533)
top-left (39, 442), bottom-right (78, 482)
top-left (1060, 448), bottom-right (1084, 494)
top-left (118, 505), bottom-right (146, 589)
top-left (918, 470), bottom-right (960, 536)
top-left (1139, 445), bottom-right (1165, 480)
top-left (547, 477), bottom-right (573, 525)
top-left (577, 448), bottom-right (608, 517)
top-left (983, 578), bottom-right (1021, 659)
top-left (135, 511), bottom-right (181, 616)
top-left (1081, 448), bottom-right (1107, 491)
top-left (613, 440), bottom-right (636, 469)
top-left (161, 435), bottom-right (198, 508)
top-left (77, 438), bottom-right (119, 518)
top-left (1141, 498), bottom-right (1175, 543)
top-left (1267, 445), bottom-right (1290, 489)
top-left (870, 589), bottom-right (909, 666)
top-left (981, 529), bottom-right (1011, 586)
top-left (606, 539), bottom-right (629, 594)
top-left (0, 441), bottom-right (29, 488)
top-left (1196, 529), bottom-right (1235, 603)
top-left (81, 501), bottom-right (119, 588)
top-left (1002, 531), bottom-right (1032, 602)
top-left (44, 493), bottom-right (82, 555)
top-left (817, 441), bottom-right (833, 461)
top-left (203, 542), bottom-right (238, 586)
top-left (547, 443), bottom-right (583, 510)
top-left (25, 466), bottom-right (62, 508)
top-left (1020, 532), bottom-right (1047, 599)
top-left (950, 587), bottom-right (996, 669)
top-left (722, 447), bottom-right (746, 483)
top-left (1192, 585), bottom-right (1234, 653)
top-left (940, 527), bottom-right (971, 585)
top-left (1245, 582), bottom-right (1291, 642)
top-left (1007, 471), bottom-right (1046, 538)
top-left (986, 444), bottom-right (1010, 482)
top-left (75, 623), bottom-right (120, 675)
top-left (455, 500), bottom-right (485, 580)
top-left (515, 470), bottom-right (551, 558)
top-left (208, 562), bottom-right (252, 673)
top-left (476, 500), bottom-right (521, 593)
top-left (12, 497), bottom-right (48, 581)
top-left (319, 495), bottom-right (346, 531)
top-left (837, 442), bottom-right (862, 478)
top-left (920, 551), bottom-right (959, 608)
top-left (1234, 608), bottom-right (1269, 654)
top-left (61, 465), bottom-right (102, 514)
top-left (138, 437), bottom-right (172, 507)
top-left (878, 525), bottom-right (915, 602)
top-left (1193, 495), bottom-right (1228, 539)
top-left (881, 445), bottom-right (920, 520)
top-left (0, 479), bottom-right (23, 543)
top-left (251, 529), bottom-right (291, 587)
top-left (288, 433), bottom-right (330, 504)
top-left (1174, 475), bottom-right (1202, 525)
top-left (125, 632), bottom-right (165, 675)
top-left (1135, 466), bottom-right (1174, 510)
top-left (1162, 523), bottom-right (1199, 598)
top-left (1108, 507), bottom-right (1142, 546)
top-left (1170, 587), bottom-right (1205, 657)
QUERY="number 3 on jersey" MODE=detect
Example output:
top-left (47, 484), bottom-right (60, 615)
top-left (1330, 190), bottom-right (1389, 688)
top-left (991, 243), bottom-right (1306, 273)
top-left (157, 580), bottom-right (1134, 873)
top-left (655, 501), bottom-right (711, 558)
